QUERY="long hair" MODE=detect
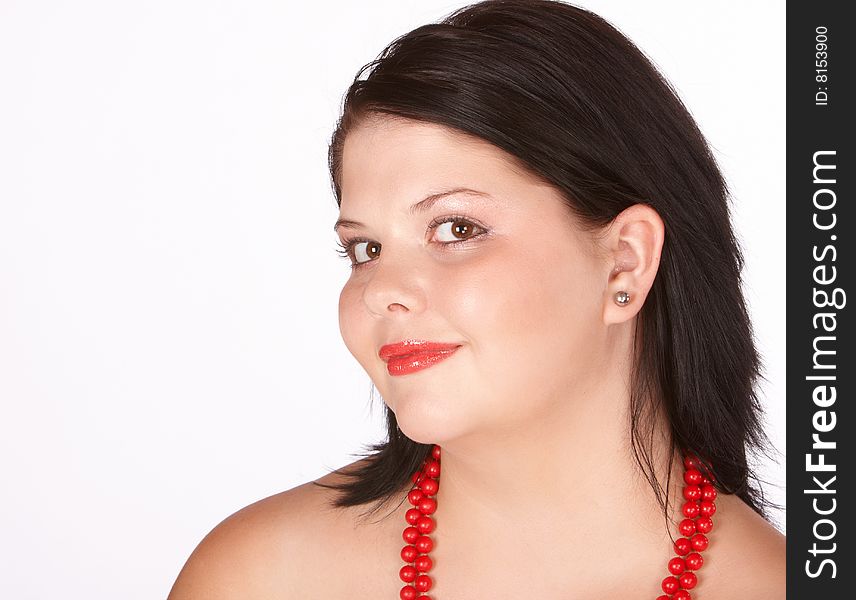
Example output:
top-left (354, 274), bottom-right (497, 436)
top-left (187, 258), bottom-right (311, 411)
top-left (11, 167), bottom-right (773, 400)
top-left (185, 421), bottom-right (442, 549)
top-left (315, 0), bottom-right (779, 531)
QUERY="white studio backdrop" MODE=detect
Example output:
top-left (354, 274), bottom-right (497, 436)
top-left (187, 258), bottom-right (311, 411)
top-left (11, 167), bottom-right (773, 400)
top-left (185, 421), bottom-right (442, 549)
top-left (0, 1), bottom-right (785, 598)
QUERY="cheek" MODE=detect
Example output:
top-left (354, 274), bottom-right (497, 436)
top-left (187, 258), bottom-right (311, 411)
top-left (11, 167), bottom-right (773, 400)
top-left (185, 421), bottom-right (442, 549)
top-left (456, 245), bottom-right (595, 341)
top-left (338, 282), bottom-right (371, 365)
top-left (454, 246), bottom-right (603, 401)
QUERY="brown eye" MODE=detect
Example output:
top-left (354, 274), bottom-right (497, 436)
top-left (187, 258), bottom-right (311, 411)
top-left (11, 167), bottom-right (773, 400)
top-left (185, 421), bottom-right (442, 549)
top-left (434, 218), bottom-right (480, 242)
top-left (337, 216), bottom-right (487, 270)
top-left (353, 241), bottom-right (381, 265)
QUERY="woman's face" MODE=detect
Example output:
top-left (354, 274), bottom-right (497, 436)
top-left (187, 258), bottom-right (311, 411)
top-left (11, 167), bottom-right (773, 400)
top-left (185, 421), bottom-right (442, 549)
top-left (336, 116), bottom-right (613, 445)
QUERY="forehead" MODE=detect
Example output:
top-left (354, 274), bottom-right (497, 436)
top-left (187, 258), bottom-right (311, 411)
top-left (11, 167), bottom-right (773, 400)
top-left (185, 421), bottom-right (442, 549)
top-left (339, 116), bottom-right (540, 209)
top-left (336, 115), bottom-right (599, 256)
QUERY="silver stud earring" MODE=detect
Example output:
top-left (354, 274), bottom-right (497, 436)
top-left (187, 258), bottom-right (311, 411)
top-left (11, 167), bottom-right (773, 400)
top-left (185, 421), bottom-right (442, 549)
top-left (614, 290), bottom-right (631, 306)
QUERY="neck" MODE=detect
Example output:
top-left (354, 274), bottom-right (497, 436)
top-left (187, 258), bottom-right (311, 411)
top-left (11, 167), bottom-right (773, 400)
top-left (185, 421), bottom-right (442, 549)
top-left (427, 369), bottom-right (685, 595)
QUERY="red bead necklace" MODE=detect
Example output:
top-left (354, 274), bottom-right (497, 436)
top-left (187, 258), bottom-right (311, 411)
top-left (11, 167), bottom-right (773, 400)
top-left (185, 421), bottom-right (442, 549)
top-left (399, 445), bottom-right (718, 600)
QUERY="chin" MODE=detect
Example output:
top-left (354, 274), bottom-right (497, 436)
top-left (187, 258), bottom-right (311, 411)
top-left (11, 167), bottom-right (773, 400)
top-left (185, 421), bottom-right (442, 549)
top-left (389, 399), bottom-right (467, 446)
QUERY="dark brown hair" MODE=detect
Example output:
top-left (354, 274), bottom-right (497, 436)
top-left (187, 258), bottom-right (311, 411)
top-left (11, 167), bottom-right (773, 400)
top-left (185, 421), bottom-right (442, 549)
top-left (315, 0), bottom-right (780, 533)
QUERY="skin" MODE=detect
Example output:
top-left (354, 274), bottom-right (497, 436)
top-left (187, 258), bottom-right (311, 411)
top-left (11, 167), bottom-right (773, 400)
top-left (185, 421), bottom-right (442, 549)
top-left (168, 115), bottom-right (785, 599)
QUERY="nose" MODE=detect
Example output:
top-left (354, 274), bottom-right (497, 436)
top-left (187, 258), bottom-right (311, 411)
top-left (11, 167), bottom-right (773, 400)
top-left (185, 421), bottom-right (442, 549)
top-left (361, 247), bottom-right (426, 317)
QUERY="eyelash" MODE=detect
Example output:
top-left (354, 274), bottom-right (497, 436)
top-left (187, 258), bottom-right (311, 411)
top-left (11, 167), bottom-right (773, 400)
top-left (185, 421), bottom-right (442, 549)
top-left (335, 215), bottom-right (488, 270)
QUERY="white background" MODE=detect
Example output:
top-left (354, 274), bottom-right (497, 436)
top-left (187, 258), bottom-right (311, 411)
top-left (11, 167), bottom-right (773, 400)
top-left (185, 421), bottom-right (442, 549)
top-left (0, 1), bottom-right (785, 598)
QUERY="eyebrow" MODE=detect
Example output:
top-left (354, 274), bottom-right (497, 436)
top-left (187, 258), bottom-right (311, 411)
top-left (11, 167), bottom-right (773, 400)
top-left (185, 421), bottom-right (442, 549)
top-left (333, 187), bottom-right (492, 233)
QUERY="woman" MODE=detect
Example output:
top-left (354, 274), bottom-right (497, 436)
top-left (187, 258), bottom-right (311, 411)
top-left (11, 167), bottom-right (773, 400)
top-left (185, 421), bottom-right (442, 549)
top-left (169, 1), bottom-right (785, 598)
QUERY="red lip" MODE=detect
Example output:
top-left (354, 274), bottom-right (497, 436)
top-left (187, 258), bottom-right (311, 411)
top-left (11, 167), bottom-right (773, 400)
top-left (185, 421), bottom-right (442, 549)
top-left (379, 340), bottom-right (462, 361)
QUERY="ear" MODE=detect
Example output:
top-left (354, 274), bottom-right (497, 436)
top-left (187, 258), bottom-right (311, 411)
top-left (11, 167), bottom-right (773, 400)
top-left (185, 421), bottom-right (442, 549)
top-left (600, 203), bottom-right (665, 325)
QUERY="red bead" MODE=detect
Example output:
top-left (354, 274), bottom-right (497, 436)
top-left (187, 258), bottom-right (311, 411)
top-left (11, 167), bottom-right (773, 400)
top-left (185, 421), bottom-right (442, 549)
top-left (415, 535), bottom-right (433, 553)
top-left (685, 552), bottom-right (704, 570)
top-left (690, 533), bottom-right (709, 551)
top-left (400, 565), bottom-right (417, 583)
top-left (414, 574), bottom-right (432, 592)
top-left (425, 460), bottom-right (441, 478)
top-left (678, 518), bottom-right (696, 537)
top-left (682, 500), bottom-right (700, 519)
top-left (414, 554), bottom-right (433, 572)
top-left (683, 485), bottom-right (701, 501)
top-left (401, 545), bottom-right (418, 562)
top-left (408, 489), bottom-right (424, 506)
top-left (674, 537), bottom-right (692, 555)
top-left (679, 571), bottom-right (698, 589)
top-left (403, 527), bottom-right (419, 544)
top-left (699, 500), bottom-right (716, 517)
top-left (418, 497), bottom-right (437, 515)
top-left (668, 556), bottom-right (686, 575)
top-left (683, 469), bottom-right (703, 485)
top-left (416, 515), bottom-right (435, 534)
top-left (420, 478), bottom-right (439, 496)
top-left (661, 575), bottom-right (680, 595)
top-left (401, 444), bottom-right (717, 600)
top-left (695, 515), bottom-right (713, 534)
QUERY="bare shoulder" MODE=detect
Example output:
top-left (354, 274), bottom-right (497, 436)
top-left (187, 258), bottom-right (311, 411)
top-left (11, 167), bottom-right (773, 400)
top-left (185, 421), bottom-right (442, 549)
top-left (167, 458), bottom-right (400, 600)
top-left (705, 493), bottom-right (786, 600)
